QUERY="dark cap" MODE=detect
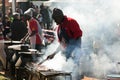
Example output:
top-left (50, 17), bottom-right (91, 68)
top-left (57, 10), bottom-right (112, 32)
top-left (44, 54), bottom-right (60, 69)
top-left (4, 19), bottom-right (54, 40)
top-left (52, 8), bottom-right (64, 18)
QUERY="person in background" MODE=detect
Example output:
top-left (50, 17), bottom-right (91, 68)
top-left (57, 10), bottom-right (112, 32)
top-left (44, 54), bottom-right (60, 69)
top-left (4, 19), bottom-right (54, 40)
top-left (47, 8), bottom-right (83, 80)
top-left (40, 3), bottom-right (52, 29)
top-left (7, 7), bottom-right (13, 22)
top-left (23, 8), bottom-right (43, 52)
top-left (0, 17), bottom-right (6, 70)
top-left (10, 12), bottom-right (28, 41)
top-left (16, 7), bottom-right (23, 15)
top-left (36, 13), bottom-right (44, 29)
top-left (2, 15), bottom-right (11, 40)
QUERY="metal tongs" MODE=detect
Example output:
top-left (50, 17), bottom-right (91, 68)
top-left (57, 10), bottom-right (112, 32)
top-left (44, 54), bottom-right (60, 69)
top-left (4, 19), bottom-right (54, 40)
top-left (38, 53), bottom-right (56, 65)
top-left (38, 58), bottom-right (48, 65)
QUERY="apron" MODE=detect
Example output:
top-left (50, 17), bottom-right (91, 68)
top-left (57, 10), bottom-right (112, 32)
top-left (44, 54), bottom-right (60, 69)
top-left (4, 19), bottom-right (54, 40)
top-left (36, 20), bottom-right (43, 42)
top-left (27, 20), bottom-right (36, 49)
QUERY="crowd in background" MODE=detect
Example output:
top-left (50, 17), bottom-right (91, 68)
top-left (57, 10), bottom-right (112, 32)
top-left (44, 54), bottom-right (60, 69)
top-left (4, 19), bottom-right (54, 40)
top-left (0, 2), bottom-right (54, 70)
top-left (0, 2), bottom-right (53, 41)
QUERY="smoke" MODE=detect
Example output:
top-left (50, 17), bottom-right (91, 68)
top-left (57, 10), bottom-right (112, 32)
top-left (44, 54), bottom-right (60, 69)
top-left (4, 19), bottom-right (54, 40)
top-left (38, 0), bottom-right (120, 79)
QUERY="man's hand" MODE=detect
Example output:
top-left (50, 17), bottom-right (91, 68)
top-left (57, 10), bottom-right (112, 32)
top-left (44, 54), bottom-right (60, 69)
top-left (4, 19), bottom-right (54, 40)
top-left (47, 53), bottom-right (56, 59)
top-left (20, 38), bottom-right (25, 43)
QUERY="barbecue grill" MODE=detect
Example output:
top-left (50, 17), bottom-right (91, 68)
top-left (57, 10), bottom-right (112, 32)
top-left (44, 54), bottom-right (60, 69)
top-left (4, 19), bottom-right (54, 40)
top-left (24, 64), bottom-right (72, 80)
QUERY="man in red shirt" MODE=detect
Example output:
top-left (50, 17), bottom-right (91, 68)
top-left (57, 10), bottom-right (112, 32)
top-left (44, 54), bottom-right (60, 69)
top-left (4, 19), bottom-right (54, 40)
top-left (24, 8), bottom-right (43, 52)
top-left (47, 8), bottom-right (82, 60)
top-left (46, 8), bottom-right (83, 80)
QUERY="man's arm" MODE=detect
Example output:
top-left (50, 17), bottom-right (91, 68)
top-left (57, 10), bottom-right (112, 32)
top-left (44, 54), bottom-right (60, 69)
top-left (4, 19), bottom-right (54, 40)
top-left (29, 30), bottom-right (36, 37)
top-left (47, 44), bottom-right (60, 59)
top-left (21, 32), bottom-right (29, 43)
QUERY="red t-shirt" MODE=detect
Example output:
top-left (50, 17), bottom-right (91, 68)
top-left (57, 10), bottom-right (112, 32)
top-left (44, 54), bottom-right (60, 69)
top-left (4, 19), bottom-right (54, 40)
top-left (29, 18), bottom-right (42, 44)
top-left (57, 16), bottom-right (82, 42)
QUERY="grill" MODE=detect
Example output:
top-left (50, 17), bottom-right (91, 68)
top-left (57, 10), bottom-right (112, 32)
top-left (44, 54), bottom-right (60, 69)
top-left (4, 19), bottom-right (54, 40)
top-left (5, 43), bottom-right (44, 79)
top-left (24, 63), bottom-right (72, 80)
top-left (39, 70), bottom-right (72, 80)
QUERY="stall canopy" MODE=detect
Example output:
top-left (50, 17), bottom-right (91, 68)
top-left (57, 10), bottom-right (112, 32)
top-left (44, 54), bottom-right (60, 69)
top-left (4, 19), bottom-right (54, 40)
top-left (9, 0), bottom-right (28, 2)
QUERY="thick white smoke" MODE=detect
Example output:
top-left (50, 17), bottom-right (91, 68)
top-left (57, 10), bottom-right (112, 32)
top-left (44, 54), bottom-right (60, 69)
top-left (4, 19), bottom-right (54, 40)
top-left (39, 0), bottom-right (120, 79)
